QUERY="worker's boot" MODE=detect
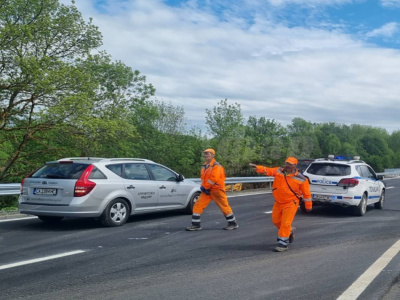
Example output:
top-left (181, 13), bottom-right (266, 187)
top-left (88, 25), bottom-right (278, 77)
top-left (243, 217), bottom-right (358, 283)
top-left (186, 213), bottom-right (201, 231)
top-left (274, 237), bottom-right (289, 252)
top-left (274, 244), bottom-right (289, 252)
top-left (186, 224), bottom-right (202, 231)
top-left (223, 221), bottom-right (239, 230)
top-left (223, 213), bottom-right (238, 230)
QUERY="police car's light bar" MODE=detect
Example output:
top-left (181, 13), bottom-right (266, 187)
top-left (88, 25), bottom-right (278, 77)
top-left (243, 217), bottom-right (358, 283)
top-left (327, 155), bottom-right (361, 161)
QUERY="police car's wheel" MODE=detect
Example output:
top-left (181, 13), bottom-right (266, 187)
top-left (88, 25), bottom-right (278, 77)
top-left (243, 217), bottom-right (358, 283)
top-left (354, 193), bottom-right (367, 216)
top-left (374, 190), bottom-right (385, 209)
top-left (186, 192), bottom-right (200, 214)
top-left (100, 198), bottom-right (130, 227)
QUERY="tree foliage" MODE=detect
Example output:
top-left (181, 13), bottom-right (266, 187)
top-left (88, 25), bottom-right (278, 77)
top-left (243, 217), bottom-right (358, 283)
top-left (0, 0), bottom-right (155, 180)
top-left (205, 99), bottom-right (244, 139)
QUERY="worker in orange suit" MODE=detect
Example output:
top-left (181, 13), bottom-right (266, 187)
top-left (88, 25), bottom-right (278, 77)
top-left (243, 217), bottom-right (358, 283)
top-left (249, 157), bottom-right (312, 252)
top-left (186, 148), bottom-right (239, 231)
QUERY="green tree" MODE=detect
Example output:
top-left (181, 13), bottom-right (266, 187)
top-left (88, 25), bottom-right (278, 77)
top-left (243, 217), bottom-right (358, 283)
top-left (0, 0), bottom-right (155, 180)
top-left (205, 99), bottom-right (254, 175)
top-left (325, 133), bottom-right (342, 154)
top-left (287, 117), bottom-right (320, 159)
top-left (151, 100), bottom-right (187, 135)
top-left (205, 99), bottom-right (244, 139)
top-left (130, 100), bottom-right (204, 178)
top-left (389, 130), bottom-right (400, 167)
top-left (245, 116), bottom-right (288, 165)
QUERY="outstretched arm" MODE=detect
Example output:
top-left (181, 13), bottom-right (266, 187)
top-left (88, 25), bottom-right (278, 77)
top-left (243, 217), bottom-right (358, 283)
top-left (249, 163), bottom-right (277, 176)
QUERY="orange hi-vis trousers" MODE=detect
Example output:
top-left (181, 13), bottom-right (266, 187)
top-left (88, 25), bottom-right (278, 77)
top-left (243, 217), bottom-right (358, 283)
top-left (271, 200), bottom-right (299, 241)
top-left (193, 189), bottom-right (233, 216)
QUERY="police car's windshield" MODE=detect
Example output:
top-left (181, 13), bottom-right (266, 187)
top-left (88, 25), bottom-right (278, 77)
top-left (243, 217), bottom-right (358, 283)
top-left (306, 163), bottom-right (351, 176)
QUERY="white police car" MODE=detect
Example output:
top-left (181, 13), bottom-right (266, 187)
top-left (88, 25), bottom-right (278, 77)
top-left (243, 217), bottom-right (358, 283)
top-left (302, 155), bottom-right (386, 216)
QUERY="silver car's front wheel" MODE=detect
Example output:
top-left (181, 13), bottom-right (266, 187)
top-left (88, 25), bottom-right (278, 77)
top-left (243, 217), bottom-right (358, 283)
top-left (186, 192), bottom-right (200, 214)
top-left (101, 198), bottom-right (130, 227)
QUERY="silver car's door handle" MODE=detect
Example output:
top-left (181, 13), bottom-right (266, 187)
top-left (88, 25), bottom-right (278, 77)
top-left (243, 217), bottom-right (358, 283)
top-left (159, 185), bottom-right (166, 189)
top-left (127, 185), bottom-right (135, 189)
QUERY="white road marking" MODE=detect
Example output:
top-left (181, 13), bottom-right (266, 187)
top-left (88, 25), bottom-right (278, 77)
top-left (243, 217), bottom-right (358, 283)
top-left (0, 250), bottom-right (86, 271)
top-left (128, 237), bottom-right (148, 240)
top-left (337, 239), bottom-right (400, 300)
top-left (264, 211), bottom-right (272, 214)
top-left (386, 186), bottom-right (394, 189)
top-left (0, 217), bottom-right (37, 223)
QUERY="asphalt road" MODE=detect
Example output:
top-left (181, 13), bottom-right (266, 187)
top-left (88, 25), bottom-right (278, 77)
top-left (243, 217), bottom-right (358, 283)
top-left (1, 179), bottom-right (400, 300)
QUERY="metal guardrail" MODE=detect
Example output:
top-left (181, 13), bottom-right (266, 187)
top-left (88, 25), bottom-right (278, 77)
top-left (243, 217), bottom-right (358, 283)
top-left (0, 177), bottom-right (274, 196)
top-left (0, 173), bottom-right (397, 196)
top-left (0, 184), bottom-right (20, 196)
top-left (186, 176), bottom-right (274, 184)
top-left (186, 176), bottom-right (275, 191)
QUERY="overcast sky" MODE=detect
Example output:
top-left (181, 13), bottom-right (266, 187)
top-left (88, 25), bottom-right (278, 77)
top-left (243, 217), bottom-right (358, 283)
top-left (63, 0), bottom-right (400, 133)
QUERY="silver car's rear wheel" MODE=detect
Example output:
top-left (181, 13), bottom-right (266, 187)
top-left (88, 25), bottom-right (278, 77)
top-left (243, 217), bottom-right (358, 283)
top-left (101, 198), bottom-right (130, 227)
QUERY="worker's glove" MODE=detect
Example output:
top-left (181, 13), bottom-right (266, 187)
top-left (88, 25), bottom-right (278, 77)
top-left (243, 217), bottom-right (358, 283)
top-left (200, 186), bottom-right (210, 195)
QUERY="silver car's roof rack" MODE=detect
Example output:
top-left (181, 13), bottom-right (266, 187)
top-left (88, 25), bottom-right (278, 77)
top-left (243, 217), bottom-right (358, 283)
top-left (58, 157), bottom-right (106, 161)
top-left (56, 157), bottom-right (155, 163)
top-left (106, 158), bottom-right (154, 162)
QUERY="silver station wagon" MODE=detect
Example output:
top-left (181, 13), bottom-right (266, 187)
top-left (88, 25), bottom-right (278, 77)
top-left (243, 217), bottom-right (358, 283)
top-left (18, 158), bottom-right (201, 226)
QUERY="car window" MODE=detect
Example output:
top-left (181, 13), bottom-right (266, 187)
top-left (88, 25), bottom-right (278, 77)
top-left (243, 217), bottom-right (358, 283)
top-left (147, 164), bottom-right (177, 181)
top-left (106, 164), bottom-right (123, 177)
top-left (88, 167), bottom-right (107, 179)
top-left (124, 163), bottom-right (151, 180)
top-left (307, 163), bottom-right (351, 176)
top-left (358, 165), bottom-right (375, 179)
top-left (297, 160), bottom-right (314, 173)
top-left (32, 163), bottom-right (89, 179)
top-left (355, 166), bottom-right (362, 177)
top-left (367, 166), bottom-right (377, 178)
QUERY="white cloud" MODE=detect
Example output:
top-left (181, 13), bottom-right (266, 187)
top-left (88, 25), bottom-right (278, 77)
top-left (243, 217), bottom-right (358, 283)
top-left (62, 0), bottom-right (400, 133)
top-left (381, 0), bottom-right (400, 8)
top-left (268, 0), bottom-right (353, 6)
top-left (366, 22), bottom-right (399, 38)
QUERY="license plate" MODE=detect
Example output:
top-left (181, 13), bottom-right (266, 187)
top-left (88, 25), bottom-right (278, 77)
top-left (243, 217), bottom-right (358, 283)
top-left (313, 194), bottom-right (335, 201)
top-left (33, 188), bottom-right (57, 196)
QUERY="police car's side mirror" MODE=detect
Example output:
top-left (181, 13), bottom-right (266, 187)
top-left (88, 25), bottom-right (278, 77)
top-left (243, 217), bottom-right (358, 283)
top-left (178, 174), bottom-right (184, 182)
top-left (377, 174), bottom-right (384, 180)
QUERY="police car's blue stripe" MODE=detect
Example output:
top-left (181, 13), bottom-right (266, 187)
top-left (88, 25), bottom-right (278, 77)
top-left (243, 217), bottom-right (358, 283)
top-left (354, 196), bottom-right (362, 199)
top-left (310, 180), bottom-right (339, 184)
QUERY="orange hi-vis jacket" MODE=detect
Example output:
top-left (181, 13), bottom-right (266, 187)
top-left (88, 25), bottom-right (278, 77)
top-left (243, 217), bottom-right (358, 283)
top-left (201, 158), bottom-right (226, 191)
top-left (255, 166), bottom-right (312, 209)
